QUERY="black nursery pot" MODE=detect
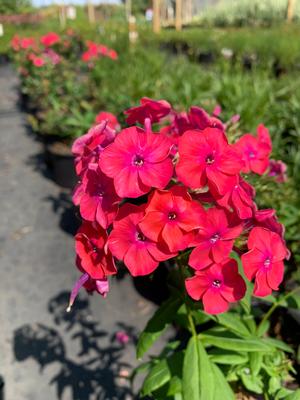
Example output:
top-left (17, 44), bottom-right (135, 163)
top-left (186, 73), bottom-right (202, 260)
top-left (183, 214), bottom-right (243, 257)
top-left (0, 53), bottom-right (10, 65)
top-left (46, 142), bottom-right (77, 189)
top-left (0, 375), bottom-right (4, 400)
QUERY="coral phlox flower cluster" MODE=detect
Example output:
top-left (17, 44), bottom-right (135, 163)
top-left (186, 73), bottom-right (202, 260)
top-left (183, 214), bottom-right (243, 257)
top-left (69, 97), bottom-right (289, 314)
top-left (11, 33), bottom-right (117, 69)
top-left (81, 40), bottom-right (118, 64)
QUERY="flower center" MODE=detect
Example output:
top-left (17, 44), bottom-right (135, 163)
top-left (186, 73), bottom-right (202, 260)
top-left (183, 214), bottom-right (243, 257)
top-left (210, 233), bottom-right (220, 244)
top-left (264, 258), bottom-right (271, 267)
top-left (168, 212), bottom-right (177, 220)
top-left (133, 155), bottom-right (144, 167)
top-left (248, 150), bottom-right (256, 159)
top-left (212, 279), bottom-right (222, 288)
top-left (206, 154), bottom-right (215, 164)
top-left (136, 232), bottom-right (146, 241)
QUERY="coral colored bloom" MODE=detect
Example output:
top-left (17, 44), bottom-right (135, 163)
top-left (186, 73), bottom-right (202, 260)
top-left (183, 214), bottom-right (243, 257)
top-left (253, 209), bottom-right (285, 239)
top-left (99, 127), bottom-right (173, 198)
top-left (257, 124), bottom-right (272, 150)
top-left (75, 222), bottom-right (116, 280)
top-left (189, 208), bottom-right (243, 269)
top-left (72, 122), bottom-right (116, 176)
top-left (124, 97), bottom-right (171, 125)
top-left (268, 159), bottom-right (287, 183)
top-left (40, 32), bottom-right (60, 47)
top-left (241, 227), bottom-right (288, 297)
top-left (211, 176), bottom-right (255, 220)
top-left (108, 204), bottom-right (175, 276)
top-left (185, 259), bottom-right (246, 314)
top-left (188, 106), bottom-right (224, 131)
top-left (76, 165), bottom-right (120, 229)
top-left (139, 186), bottom-right (205, 252)
top-left (21, 37), bottom-right (36, 50)
top-left (234, 126), bottom-right (272, 175)
top-left (176, 127), bottom-right (244, 194)
top-left (32, 56), bottom-right (45, 67)
top-left (107, 49), bottom-right (118, 60)
top-left (95, 111), bottom-right (120, 130)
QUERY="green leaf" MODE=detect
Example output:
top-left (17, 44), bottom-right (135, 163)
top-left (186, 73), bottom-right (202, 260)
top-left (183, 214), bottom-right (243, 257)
top-left (285, 389), bottom-right (300, 400)
top-left (183, 336), bottom-right (215, 400)
top-left (263, 337), bottom-right (294, 353)
top-left (249, 352), bottom-right (263, 376)
top-left (211, 363), bottom-right (235, 400)
top-left (142, 352), bottom-right (183, 396)
top-left (209, 349), bottom-right (248, 365)
top-left (137, 296), bottom-right (182, 359)
top-left (131, 361), bottom-right (152, 383)
top-left (142, 359), bottom-right (170, 396)
top-left (240, 371), bottom-right (263, 394)
top-left (200, 332), bottom-right (273, 352)
top-left (256, 319), bottom-right (270, 337)
top-left (216, 312), bottom-right (251, 337)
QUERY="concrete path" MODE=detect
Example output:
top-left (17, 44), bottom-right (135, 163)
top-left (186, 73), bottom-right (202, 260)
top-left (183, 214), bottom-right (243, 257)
top-left (0, 65), bottom-right (165, 400)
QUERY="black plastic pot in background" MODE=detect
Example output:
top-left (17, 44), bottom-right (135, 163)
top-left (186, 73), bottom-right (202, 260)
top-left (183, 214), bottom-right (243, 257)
top-left (0, 375), bottom-right (4, 400)
top-left (46, 142), bottom-right (77, 189)
top-left (0, 54), bottom-right (10, 65)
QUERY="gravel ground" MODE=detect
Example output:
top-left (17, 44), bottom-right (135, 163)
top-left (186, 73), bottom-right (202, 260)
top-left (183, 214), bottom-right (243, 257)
top-left (0, 65), bottom-right (165, 400)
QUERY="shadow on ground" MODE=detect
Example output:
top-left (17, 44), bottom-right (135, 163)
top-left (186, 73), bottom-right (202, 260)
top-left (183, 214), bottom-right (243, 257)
top-left (13, 292), bottom-right (138, 400)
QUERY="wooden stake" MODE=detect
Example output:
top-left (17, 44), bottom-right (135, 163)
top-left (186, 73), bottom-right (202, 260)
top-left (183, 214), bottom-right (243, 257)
top-left (175, 0), bottom-right (182, 31)
top-left (87, 0), bottom-right (96, 24)
top-left (287, 0), bottom-right (296, 22)
top-left (153, 0), bottom-right (161, 33)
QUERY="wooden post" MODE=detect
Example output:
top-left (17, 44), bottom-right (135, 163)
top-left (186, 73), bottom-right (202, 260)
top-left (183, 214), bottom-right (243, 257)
top-left (59, 2), bottom-right (66, 28)
top-left (87, 0), bottom-right (96, 24)
top-left (153, 0), bottom-right (161, 33)
top-left (125, 0), bottom-right (132, 20)
top-left (175, 0), bottom-right (182, 31)
top-left (287, 0), bottom-right (296, 22)
top-left (187, 0), bottom-right (193, 24)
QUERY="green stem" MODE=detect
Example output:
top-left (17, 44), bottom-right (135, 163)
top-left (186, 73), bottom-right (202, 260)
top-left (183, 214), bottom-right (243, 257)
top-left (177, 260), bottom-right (198, 337)
top-left (258, 286), bottom-right (300, 332)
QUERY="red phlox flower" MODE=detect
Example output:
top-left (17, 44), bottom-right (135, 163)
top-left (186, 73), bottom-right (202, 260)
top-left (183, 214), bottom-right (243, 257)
top-left (188, 106), bottom-right (224, 131)
top-left (176, 127), bottom-right (244, 194)
top-left (234, 126), bottom-right (272, 175)
top-left (76, 165), bottom-right (120, 229)
top-left (72, 122), bottom-right (116, 176)
top-left (185, 259), bottom-right (246, 314)
top-left (40, 32), bottom-right (60, 47)
top-left (189, 207), bottom-right (243, 270)
top-left (95, 111), bottom-right (120, 131)
top-left (268, 159), bottom-right (287, 183)
top-left (75, 221), bottom-right (116, 280)
top-left (139, 186), bottom-right (205, 252)
top-left (32, 56), bottom-right (45, 67)
top-left (99, 126), bottom-right (173, 198)
top-left (98, 44), bottom-right (108, 56)
top-left (124, 97), bottom-right (171, 125)
top-left (107, 49), bottom-right (118, 60)
top-left (11, 35), bottom-right (20, 51)
top-left (257, 123), bottom-right (272, 150)
top-left (20, 37), bottom-right (36, 50)
top-left (211, 176), bottom-right (255, 220)
top-left (253, 209), bottom-right (285, 238)
top-left (241, 227), bottom-right (288, 297)
top-left (108, 204), bottom-right (176, 276)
